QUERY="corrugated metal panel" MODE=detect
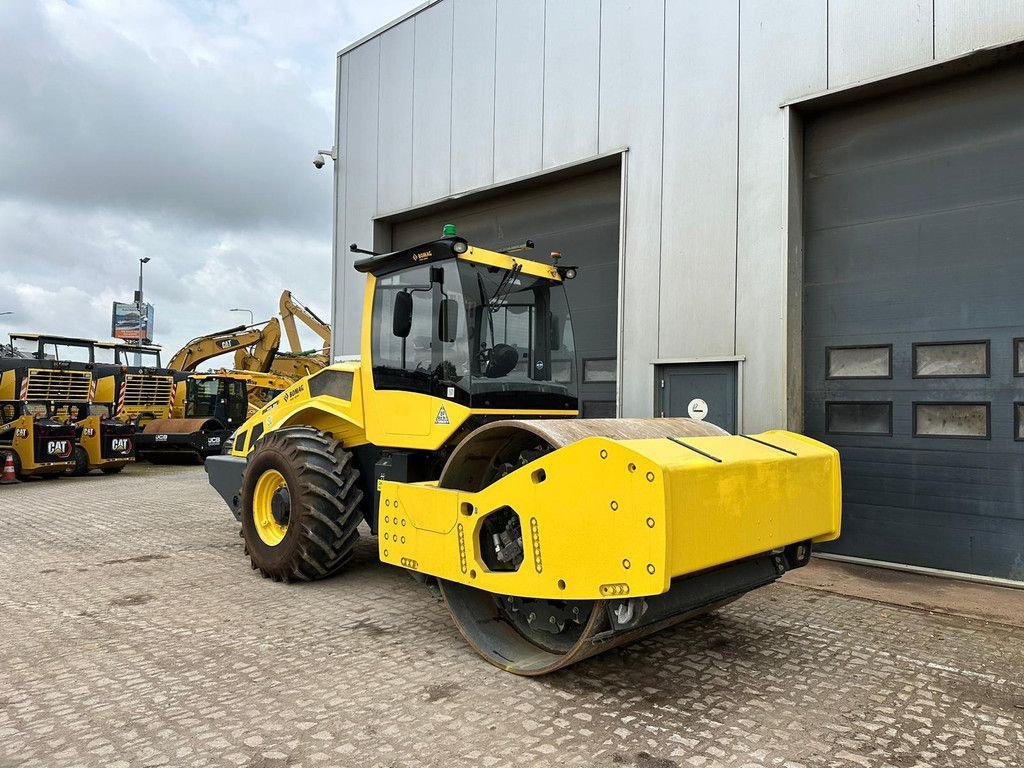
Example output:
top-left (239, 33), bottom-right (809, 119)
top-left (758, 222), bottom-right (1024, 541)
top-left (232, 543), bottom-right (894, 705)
top-left (735, 0), bottom-right (826, 432)
top-left (659, 0), bottom-right (738, 360)
top-left (493, 0), bottom-right (545, 182)
top-left (376, 23), bottom-right (415, 214)
top-left (450, 0), bottom-right (496, 193)
top-left (598, 0), bottom-right (664, 418)
top-left (934, 0), bottom-right (1024, 59)
top-left (827, 0), bottom-right (933, 88)
top-left (332, 53), bottom-right (348, 355)
top-left (542, 0), bottom-right (600, 169)
top-left (341, 41), bottom-right (380, 353)
top-left (411, 1), bottom-right (453, 204)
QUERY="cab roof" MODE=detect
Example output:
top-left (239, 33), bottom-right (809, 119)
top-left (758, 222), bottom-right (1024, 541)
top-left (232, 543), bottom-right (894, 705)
top-left (353, 236), bottom-right (563, 282)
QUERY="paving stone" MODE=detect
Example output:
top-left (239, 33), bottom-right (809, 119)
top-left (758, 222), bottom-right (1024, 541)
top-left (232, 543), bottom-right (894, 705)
top-left (0, 465), bottom-right (1022, 767)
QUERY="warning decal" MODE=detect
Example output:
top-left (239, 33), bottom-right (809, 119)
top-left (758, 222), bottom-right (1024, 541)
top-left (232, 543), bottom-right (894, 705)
top-left (435, 406), bottom-right (450, 425)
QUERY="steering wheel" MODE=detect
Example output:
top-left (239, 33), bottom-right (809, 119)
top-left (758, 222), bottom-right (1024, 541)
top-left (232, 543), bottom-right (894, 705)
top-left (478, 343), bottom-right (519, 378)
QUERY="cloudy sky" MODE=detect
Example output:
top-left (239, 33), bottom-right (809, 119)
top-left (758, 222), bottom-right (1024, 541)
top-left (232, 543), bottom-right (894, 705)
top-left (0, 0), bottom-right (417, 360)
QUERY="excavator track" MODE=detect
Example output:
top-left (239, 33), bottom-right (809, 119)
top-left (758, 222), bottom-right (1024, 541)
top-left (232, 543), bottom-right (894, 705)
top-left (437, 418), bottom-right (750, 676)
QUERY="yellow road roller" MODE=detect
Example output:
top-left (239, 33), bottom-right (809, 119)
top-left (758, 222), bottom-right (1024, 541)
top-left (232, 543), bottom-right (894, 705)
top-left (206, 230), bottom-right (841, 675)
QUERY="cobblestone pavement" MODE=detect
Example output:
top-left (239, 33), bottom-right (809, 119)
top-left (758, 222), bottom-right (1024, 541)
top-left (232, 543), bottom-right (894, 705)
top-left (1, 465), bottom-right (1022, 768)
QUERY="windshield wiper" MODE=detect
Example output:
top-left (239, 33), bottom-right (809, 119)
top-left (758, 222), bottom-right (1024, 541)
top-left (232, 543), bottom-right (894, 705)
top-left (488, 263), bottom-right (522, 313)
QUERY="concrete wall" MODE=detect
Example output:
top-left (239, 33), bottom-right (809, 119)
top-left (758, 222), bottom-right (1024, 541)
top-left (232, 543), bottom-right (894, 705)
top-left (332, 0), bottom-right (1024, 430)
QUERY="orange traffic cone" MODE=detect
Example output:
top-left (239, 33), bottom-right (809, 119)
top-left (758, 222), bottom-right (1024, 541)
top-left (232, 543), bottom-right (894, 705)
top-left (0, 452), bottom-right (18, 484)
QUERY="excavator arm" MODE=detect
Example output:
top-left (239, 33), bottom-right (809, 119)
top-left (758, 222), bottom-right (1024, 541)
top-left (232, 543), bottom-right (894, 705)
top-left (168, 319), bottom-right (281, 372)
top-left (279, 290), bottom-right (331, 355)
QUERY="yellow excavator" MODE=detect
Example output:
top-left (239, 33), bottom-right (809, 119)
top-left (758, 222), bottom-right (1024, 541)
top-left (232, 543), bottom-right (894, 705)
top-left (206, 228), bottom-right (842, 675)
top-left (169, 320), bottom-right (282, 373)
top-left (279, 290), bottom-right (330, 359)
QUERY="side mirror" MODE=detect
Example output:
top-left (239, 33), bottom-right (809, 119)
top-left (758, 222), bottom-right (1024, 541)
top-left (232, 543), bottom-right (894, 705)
top-left (438, 298), bottom-right (459, 343)
top-left (393, 290), bottom-right (413, 338)
top-left (549, 314), bottom-right (561, 351)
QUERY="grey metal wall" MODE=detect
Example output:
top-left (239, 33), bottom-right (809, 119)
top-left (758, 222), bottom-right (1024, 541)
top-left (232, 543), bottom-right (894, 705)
top-left (333, 0), bottom-right (1024, 430)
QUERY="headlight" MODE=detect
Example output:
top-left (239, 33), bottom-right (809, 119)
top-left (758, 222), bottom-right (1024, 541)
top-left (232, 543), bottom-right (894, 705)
top-left (452, 240), bottom-right (468, 254)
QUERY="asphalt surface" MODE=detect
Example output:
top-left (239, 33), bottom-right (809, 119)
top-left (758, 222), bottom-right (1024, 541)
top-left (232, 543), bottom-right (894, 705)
top-left (1, 463), bottom-right (1022, 768)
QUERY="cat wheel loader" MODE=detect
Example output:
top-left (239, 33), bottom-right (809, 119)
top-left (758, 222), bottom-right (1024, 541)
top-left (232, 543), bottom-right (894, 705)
top-left (206, 230), bottom-right (842, 675)
top-left (93, 341), bottom-right (176, 428)
top-left (0, 335), bottom-right (134, 477)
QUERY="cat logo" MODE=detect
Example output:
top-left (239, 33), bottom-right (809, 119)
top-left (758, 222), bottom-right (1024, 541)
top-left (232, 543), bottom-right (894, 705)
top-left (111, 437), bottom-right (133, 454)
top-left (435, 406), bottom-right (450, 426)
top-left (47, 440), bottom-right (72, 458)
top-left (218, 339), bottom-right (238, 349)
top-left (15, 428), bottom-right (28, 439)
top-left (84, 427), bottom-right (96, 438)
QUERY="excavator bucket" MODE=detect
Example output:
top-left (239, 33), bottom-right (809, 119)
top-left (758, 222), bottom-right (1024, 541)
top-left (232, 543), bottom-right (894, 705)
top-left (378, 419), bottom-right (840, 674)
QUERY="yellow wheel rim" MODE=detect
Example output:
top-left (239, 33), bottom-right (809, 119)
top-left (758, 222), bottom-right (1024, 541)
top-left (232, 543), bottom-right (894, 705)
top-left (252, 469), bottom-right (289, 546)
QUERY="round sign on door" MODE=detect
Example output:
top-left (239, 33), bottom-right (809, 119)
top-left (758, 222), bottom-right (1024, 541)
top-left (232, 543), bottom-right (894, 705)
top-left (687, 398), bottom-right (709, 421)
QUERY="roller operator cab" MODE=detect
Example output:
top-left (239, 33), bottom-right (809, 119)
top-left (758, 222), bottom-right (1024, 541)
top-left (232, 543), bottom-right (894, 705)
top-left (207, 232), bottom-right (842, 675)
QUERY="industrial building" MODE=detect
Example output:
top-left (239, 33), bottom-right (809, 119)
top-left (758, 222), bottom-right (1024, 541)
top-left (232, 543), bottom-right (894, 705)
top-left (328, 1), bottom-right (1024, 583)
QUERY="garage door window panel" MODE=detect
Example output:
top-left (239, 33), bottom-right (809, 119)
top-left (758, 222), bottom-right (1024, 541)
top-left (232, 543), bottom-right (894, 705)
top-left (1015, 338), bottom-right (1023, 377)
top-left (1015, 403), bottom-right (1023, 441)
top-left (825, 401), bottom-right (892, 436)
top-left (913, 402), bottom-right (990, 439)
top-left (912, 341), bottom-right (990, 378)
top-left (826, 345), bottom-right (892, 379)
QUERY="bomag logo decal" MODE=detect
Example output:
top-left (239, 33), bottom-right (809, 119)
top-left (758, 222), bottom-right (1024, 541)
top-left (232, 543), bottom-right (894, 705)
top-left (283, 386), bottom-right (304, 402)
top-left (111, 437), bottom-right (133, 454)
top-left (412, 250), bottom-right (432, 262)
top-left (47, 440), bottom-right (72, 458)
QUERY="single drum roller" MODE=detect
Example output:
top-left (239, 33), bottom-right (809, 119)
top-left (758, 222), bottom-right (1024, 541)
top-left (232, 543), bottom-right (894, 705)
top-left (206, 232), bottom-right (842, 675)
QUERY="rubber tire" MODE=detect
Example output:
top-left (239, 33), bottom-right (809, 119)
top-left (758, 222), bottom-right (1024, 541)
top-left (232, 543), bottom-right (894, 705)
top-left (67, 446), bottom-right (90, 477)
top-left (101, 465), bottom-right (125, 475)
top-left (240, 427), bottom-right (363, 582)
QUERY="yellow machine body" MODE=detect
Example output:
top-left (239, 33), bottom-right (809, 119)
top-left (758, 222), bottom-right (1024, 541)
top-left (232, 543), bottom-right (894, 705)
top-left (379, 431), bottom-right (839, 600)
top-left (209, 234), bottom-right (842, 674)
top-left (0, 367), bottom-right (83, 476)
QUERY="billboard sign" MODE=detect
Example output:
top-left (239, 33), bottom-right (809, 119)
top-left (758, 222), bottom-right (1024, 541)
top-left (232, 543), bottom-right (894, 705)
top-left (112, 301), bottom-right (154, 343)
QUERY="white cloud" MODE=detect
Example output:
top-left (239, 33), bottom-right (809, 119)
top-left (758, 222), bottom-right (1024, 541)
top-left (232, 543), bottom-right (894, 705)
top-left (0, 0), bottom-right (419, 363)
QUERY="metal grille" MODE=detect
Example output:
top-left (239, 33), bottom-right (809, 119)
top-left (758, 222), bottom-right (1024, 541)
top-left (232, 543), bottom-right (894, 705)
top-left (25, 369), bottom-right (92, 402)
top-left (124, 375), bottom-right (174, 406)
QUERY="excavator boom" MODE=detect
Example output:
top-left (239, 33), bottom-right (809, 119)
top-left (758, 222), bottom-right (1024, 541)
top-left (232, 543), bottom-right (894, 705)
top-left (169, 319), bottom-right (281, 373)
top-left (279, 290), bottom-right (330, 356)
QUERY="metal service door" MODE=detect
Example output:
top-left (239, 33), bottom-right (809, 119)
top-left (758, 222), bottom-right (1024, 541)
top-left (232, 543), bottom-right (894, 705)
top-left (658, 363), bottom-right (737, 433)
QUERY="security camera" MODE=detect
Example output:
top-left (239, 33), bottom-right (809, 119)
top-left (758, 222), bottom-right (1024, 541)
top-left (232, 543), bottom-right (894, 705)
top-left (313, 153), bottom-right (326, 169)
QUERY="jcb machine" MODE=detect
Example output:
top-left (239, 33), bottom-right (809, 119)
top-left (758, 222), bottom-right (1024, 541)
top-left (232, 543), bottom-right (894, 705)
top-left (1, 335), bottom-right (136, 476)
top-left (207, 232), bottom-right (842, 675)
top-left (137, 371), bottom-right (255, 462)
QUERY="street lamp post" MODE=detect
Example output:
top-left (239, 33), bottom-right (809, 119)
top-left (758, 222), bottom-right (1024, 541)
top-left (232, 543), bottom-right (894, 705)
top-left (229, 308), bottom-right (254, 326)
top-left (136, 257), bottom-right (151, 365)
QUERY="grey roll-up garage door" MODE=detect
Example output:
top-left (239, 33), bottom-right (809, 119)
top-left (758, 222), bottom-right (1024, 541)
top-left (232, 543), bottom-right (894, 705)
top-left (388, 165), bottom-right (621, 416)
top-left (803, 62), bottom-right (1024, 582)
